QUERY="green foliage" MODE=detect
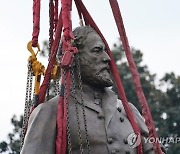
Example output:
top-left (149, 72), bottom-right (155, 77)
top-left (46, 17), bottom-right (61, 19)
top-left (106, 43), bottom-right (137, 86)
top-left (159, 73), bottom-right (180, 153)
top-left (112, 41), bottom-right (180, 153)
top-left (0, 115), bottom-right (23, 154)
top-left (0, 142), bottom-right (8, 153)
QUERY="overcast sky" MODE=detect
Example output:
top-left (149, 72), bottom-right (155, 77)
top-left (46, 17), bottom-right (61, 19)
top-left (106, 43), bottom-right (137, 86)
top-left (0, 0), bottom-right (180, 142)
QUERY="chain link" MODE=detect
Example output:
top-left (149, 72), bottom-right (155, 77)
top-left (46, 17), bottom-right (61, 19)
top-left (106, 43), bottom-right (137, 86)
top-left (27, 71), bottom-right (33, 119)
top-left (46, 81), bottom-right (51, 101)
top-left (63, 69), bottom-right (72, 154)
top-left (49, 0), bottom-right (54, 58)
top-left (57, 79), bottom-right (60, 95)
top-left (53, 79), bottom-right (57, 96)
top-left (55, 79), bottom-right (60, 95)
top-left (71, 67), bottom-right (84, 154)
top-left (46, 0), bottom-right (54, 100)
top-left (21, 63), bottom-right (33, 149)
top-left (76, 55), bottom-right (91, 154)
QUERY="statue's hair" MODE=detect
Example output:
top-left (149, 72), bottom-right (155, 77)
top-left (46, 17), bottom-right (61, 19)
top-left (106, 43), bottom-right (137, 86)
top-left (72, 26), bottom-right (97, 50)
top-left (57, 26), bottom-right (96, 58)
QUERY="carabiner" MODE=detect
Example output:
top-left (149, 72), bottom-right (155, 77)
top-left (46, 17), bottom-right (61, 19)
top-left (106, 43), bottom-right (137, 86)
top-left (27, 41), bottom-right (40, 56)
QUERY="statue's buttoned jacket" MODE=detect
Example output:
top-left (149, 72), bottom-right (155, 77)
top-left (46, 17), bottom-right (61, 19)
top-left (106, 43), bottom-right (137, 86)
top-left (21, 88), bottom-right (155, 154)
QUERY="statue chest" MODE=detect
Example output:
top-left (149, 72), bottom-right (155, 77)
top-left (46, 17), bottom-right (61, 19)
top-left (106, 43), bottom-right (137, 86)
top-left (68, 101), bottom-right (136, 154)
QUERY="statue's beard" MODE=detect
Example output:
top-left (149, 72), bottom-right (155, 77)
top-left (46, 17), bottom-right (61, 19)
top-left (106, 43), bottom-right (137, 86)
top-left (81, 70), bottom-right (113, 88)
top-left (95, 75), bottom-right (113, 87)
top-left (95, 70), bottom-right (113, 87)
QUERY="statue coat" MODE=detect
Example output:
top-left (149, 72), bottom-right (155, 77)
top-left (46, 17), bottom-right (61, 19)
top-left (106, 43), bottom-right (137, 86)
top-left (21, 88), bottom-right (156, 154)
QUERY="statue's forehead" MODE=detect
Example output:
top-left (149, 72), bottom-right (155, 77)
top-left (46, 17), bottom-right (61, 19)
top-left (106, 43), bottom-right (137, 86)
top-left (85, 32), bottom-right (105, 47)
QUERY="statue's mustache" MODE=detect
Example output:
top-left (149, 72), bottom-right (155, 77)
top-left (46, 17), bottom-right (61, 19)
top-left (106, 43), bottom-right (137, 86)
top-left (97, 65), bottom-right (110, 73)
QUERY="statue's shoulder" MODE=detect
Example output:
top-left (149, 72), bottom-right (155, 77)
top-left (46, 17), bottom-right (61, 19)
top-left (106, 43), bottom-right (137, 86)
top-left (34, 96), bottom-right (59, 112)
top-left (21, 96), bottom-right (59, 154)
top-left (28, 96), bottom-right (59, 126)
top-left (116, 98), bottom-right (142, 119)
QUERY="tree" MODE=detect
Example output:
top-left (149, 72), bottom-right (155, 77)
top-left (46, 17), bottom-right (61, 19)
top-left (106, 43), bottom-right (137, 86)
top-left (112, 40), bottom-right (180, 153)
top-left (159, 73), bottom-right (180, 153)
top-left (0, 115), bottom-right (23, 153)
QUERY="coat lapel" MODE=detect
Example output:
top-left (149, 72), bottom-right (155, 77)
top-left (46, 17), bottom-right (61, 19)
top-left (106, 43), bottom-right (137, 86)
top-left (70, 89), bottom-right (102, 113)
top-left (102, 88), bottom-right (118, 130)
top-left (70, 87), bottom-right (118, 127)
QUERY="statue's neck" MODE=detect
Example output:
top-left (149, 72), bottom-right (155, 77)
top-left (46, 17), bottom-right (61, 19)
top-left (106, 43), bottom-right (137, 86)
top-left (72, 69), bottom-right (106, 100)
top-left (78, 83), bottom-right (105, 104)
top-left (83, 83), bottom-right (104, 93)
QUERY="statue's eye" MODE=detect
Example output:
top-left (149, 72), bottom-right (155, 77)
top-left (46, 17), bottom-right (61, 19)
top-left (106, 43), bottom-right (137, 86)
top-left (92, 46), bottom-right (102, 53)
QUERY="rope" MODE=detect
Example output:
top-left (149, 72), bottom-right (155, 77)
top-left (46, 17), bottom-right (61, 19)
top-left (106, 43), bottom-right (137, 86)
top-left (38, 10), bottom-right (63, 104)
top-left (32, 0), bottom-right (41, 47)
top-left (56, 0), bottom-right (76, 153)
top-left (49, 0), bottom-right (54, 54)
top-left (109, 0), bottom-right (162, 153)
top-left (109, 0), bottom-right (162, 154)
top-left (54, 0), bottom-right (59, 31)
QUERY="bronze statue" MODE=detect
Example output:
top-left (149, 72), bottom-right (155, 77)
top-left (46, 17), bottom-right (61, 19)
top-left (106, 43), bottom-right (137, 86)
top-left (21, 26), bottom-right (164, 154)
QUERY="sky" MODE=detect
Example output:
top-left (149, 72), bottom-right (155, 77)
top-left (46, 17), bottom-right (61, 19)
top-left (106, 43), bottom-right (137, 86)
top-left (0, 0), bottom-right (180, 143)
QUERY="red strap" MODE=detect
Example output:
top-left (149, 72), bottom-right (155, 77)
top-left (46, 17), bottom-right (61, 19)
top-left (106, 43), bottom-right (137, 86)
top-left (56, 70), bottom-right (71, 154)
top-left (49, 0), bottom-right (54, 50)
top-left (55, 96), bottom-right (64, 154)
top-left (39, 10), bottom-right (63, 104)
top-left (32, 0), bottom-right (41, 47)
top-left (109, 0), bottom-right (162, 153)
top-left (56, 0), bottom-right (74, 153)
top-left (54, 0), bottom-right (59, 30)
top-left (61, 0), bottom-right (73, 40)
top-left (72, 0), bottom-right (81, 21)
top-left (74, 0), bottom-right (143, 153)
top-left (74, 0), bottom-right (89, 26)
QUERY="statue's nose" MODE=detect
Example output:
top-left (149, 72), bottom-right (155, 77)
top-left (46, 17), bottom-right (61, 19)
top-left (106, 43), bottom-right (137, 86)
top-left (102, 51), bottom-right (111, 63)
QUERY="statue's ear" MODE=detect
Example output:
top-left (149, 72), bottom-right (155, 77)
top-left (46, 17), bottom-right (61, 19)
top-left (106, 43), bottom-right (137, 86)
top-left (73, 36), bottom-right (83, 49)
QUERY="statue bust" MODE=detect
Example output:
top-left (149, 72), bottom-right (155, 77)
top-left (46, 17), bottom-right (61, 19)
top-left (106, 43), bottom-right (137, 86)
top-left (21, 26), bottom-right (164, 154)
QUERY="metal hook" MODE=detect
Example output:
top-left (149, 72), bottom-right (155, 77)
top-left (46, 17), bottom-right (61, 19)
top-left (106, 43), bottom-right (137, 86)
top-left (27, 41), bottom-right (40, 56)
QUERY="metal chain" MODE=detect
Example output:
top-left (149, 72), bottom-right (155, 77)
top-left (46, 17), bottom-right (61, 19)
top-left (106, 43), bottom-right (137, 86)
top-left (46, 81), bottom-right (51, 101)
top-left (63, 69), bottom-right (72, 154)
top-left (76, 55), bottom-right (91, 154)
top-left (27, 70), bottom-right (33, 119)
top-left (46, 0), bottom-right (54, 100)
top-left (54, 79), bottom-right (59, 96)
top-left (55, 78), bottom-right (60, 95)
top-left (57, 79), bottom-right (61, 95)
top-left (49, 0), bottom-right (54, 58)
top-left (71, 67), bottom-right (84, 154)
top-left (21, 63), bottom-right (33, 149)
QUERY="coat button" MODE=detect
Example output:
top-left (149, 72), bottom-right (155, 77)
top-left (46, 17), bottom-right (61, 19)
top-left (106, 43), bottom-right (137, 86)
top-left (123, 138), bottom-right (128, 144)
top-left (107, 137), bottom-right (113, 144)
top-left (117, 107), bottom-right (122, 112)
top-left (97, 113), bottom-right (104, 119)
top-left (116, 149), bottom-right (119, 152)
top-left (120, 117), bottom-right (124, 122)
top-left (111, 149), bottom-right (116, 154)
